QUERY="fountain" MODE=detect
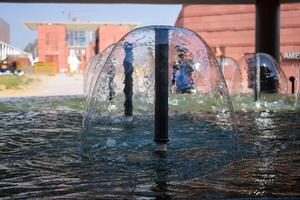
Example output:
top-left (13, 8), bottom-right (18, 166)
top-left (216, 56), bottom-right (242, 94)
top-left (83, 54), bottom-right (99, 97)
top-left (83, 44), bottom-right (115, 99)
top-left (238, 53), bottom-right (293, 111)
top-left (0, 27), bottom-right (299, 200)
top-left (83, 25), bottom-right (237, 153)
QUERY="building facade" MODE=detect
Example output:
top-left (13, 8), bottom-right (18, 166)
top-left (25, 21), bottom-right (136, 72)
top-left (37, 24), bottom-right (67, 72)
top-left (0, 18), bottom-right (32, 62)
top-left (176, 3), bottom-right (300, 94)
top-left (95, 24), bottom-right (135, 53)
top-left (0, 17), bottom-right (10, 44)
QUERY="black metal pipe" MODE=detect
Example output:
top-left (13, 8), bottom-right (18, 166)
top-left (256, 0), bottom-right (280, 96)
top-left (123, 71), bottom-right (133, 116)
top-left (254, 54), bottom-right (261, 102)
top-left (123, 42), bottom-right (134, 117)
top-left (256, 0), bottom-right (280, 62)
top-left (154, 28), bottom-right (169, 145)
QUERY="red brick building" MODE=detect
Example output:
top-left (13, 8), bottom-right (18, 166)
top-left (36, 24), bottom-right (67, 72)
top-left (25, 21), bottom-right (136, 72)
top-left (95, 24), bottom-right (136, 53)
top-left (176, 3), bottom-right (300, 94)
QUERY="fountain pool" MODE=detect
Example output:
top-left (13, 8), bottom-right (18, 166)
top-left (0, 26), bottom-right (299, 199)
top-left (0, 96), bottom-right (299, 199)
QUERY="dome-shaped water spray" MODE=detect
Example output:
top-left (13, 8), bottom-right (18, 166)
top-left (84, 54), bottom-right (100, 97)
top-left (216, 56), bottom-right (242, 94)
top-left (83, 44), bottom-right (115, 98)
top-left (239, 53), bottom-right (292, 110)
top-left (83, 26), bottom-right (237, 153)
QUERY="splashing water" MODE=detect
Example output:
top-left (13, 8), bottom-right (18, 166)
top-left (237, 53), bottom-right (294, 111)
top-left (83, 26), bottom-right (237, 154)
top-left (216, 56), bottom-right (242, 94)
top-left (83, 44), bottom-right (115, 99)
top-left (83, 54), bottom-right (100, 97)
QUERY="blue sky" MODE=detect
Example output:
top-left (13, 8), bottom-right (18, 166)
top-left (0, 3), bottom-right (182, 49)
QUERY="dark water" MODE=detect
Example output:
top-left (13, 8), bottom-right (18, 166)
top-left (0, 96), bottom-right (299, 199)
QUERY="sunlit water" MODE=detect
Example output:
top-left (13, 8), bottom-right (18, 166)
top-left (0, 96), bottom-right (299, 199)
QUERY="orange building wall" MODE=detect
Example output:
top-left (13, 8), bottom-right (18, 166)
top-left (97, 25), bottom-right (132, 53)
top-left (36, 23), bottom-right (133, 73)
top-left (176, 3), bottom-right (300, 61)
top-left (176, 3), bottom-right (300, 94)
top-left (37, 24), bottom-right (67, 71)
top-left (87, 40), bottom-right (96, 60)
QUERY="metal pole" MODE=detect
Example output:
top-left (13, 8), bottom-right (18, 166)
top-left (255, 53), bottom-right (261, 103)
top-left (256, 0), bottom-right (280, 62)
top-left (123, 42), bottom-right (134, 118)
top-left (154, 28), bottom-right (169, 152)
top-left (296, 66), bottom-right (300, 108)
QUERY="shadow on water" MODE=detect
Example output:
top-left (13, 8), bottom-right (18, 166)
top-left (151, 152), bottom-right (171, 200)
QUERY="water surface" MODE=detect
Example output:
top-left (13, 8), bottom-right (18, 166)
top-left (0, 96), bottom-right (299, 199)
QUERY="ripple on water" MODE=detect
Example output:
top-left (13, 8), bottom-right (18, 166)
top-left (0, 97), bottom-right (299, 199)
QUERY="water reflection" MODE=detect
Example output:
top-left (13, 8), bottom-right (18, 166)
top-left (151, 154), bottom-right (171, 200)
top-left (252, 157), bottom-right (276, 196)
top-left (251, 112), bottom-right (277, 196)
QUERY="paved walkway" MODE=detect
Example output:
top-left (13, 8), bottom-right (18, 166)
top-left (0, 74), bottom-right (83, 98)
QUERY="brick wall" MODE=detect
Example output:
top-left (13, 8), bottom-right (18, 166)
top-left (96, 25), bottom-right (132, 53)
top-left (176, 3), bottom-right (300, 94)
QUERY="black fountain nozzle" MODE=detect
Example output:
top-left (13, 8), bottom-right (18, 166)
top-left (254, 54), bottom-right (261, 103)
top-left (123, 42), bottom-right (134, 117)
top-left (154, 27), bottom-right (169, 152)
top-left (122, 27), bottom-right (170, 151)
top-left (254, 53), bottom-right (279, 104)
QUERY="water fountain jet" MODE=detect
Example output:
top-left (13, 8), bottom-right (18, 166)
top-left (239, 53), bottom-right (291, 111)
top-left (83, 25), bottom-right (237, 152)
top-left (154, 28), bottom-right (169, 152)
top-left (216, 56), bottom-right (242, 94)
top-left (83, 44), bottom-right (115, 99)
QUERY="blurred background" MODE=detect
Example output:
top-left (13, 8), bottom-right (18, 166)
top-left (0, 3), bottom-right (299, 97)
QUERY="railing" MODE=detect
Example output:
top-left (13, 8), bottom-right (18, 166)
top-left (0, 41), bottom-right (33, 61)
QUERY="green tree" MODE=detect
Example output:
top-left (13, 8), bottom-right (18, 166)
top-left (24, 39), bottom-right (37, 58)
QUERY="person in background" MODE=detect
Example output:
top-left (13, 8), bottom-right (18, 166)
top-left (68, 50), bottom-right (81, 75)
top-left (8, 60), bottom-right (17, 73)
top-left (0, 58), bottom-right (8, 73)
top-left (0, 57), bottom-right (16, 74)
top-left (172, 47), bottom-right (195, 94)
